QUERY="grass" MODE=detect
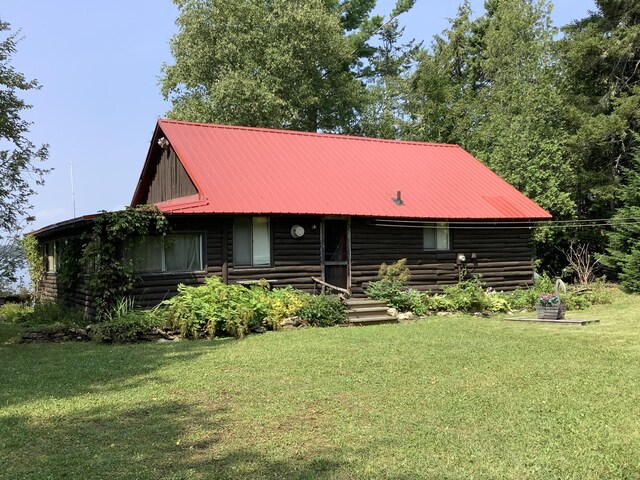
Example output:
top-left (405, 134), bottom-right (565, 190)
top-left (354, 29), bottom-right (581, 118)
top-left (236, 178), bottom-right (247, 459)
top-left (1, 290), bottom-right (639, 479)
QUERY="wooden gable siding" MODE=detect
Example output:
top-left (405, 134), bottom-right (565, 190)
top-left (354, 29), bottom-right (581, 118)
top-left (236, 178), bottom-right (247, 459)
top-left (145, 146), bottom-right (197, 204)
top-left (350, 219), bottom-right (533, 295)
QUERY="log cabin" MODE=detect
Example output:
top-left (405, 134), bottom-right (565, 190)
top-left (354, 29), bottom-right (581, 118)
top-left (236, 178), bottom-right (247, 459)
top-left (32, 119), bottom-right (551, 314)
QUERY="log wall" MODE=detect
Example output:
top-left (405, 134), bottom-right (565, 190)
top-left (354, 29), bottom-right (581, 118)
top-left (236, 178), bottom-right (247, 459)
top-left (227, 216), bottom-right (321, 292)
top-left (37, 215), bottom-right (534, 316)
top-left (350, 219), bottom-right (533, 295)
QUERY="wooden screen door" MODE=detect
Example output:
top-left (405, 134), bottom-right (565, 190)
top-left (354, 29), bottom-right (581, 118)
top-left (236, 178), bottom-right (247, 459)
top-left (322, 219), bottom-right (350, 289)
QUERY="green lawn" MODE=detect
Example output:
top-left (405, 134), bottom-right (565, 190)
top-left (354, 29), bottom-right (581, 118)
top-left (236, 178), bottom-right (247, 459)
top-left (1, 292), bottom-right (639, 479)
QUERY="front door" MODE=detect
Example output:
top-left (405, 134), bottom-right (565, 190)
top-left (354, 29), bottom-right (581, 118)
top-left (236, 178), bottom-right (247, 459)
top-left (322, 219), bottom-right (350, 289)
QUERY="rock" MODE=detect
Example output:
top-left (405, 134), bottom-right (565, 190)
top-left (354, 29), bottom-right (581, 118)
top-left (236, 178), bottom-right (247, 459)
top-left (436, 311), bottom-right (451, 316)
top-left (473, 311), bottom-right (490, 318)
top-left (22, 332), bottom-right (39, 340)
top-left (280, 316), bottom-right (304, 328)
top-left (251, 326), bottom-right (267, 334)
top-left (387, 307), bottom-right (398, 317)
top-left (156, 338), bottom-right (175, 343)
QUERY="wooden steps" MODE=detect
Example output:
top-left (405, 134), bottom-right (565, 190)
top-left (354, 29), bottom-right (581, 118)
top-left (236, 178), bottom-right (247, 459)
top-left (344, 298), bottom-right (398, 326)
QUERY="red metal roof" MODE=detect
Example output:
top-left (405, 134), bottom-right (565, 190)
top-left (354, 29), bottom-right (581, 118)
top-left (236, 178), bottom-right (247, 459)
top-left (133, 119), bottom-right (551, 220)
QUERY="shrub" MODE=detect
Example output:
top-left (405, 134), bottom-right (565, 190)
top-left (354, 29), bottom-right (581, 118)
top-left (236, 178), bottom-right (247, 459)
top-left (423, 294), bottom-right (454, 312)
top-left (297, 294), bottom-right (347, 327)
top-left (15, 301), bottom-right (85, 327)
top-left (0, 302), bottom-right (33, 323)
top-left (581, 279), bottom-right (614, 305)
top-left (164, 277), bottom-right (255, 339)
top-left (163, 277), bottom-right (301, 339)
top-left (485, 291), bottom-right (512, 313)
top-left (366, 279), bottom-right (425, 313)
top-left (263, 287), bottom-right (306, 329)
top-left (378, 258), bottom-right (411, 283)
top-left (441, 277), bottom-right (489, 313)
top-left (93, 301), bottom-right (165, 343)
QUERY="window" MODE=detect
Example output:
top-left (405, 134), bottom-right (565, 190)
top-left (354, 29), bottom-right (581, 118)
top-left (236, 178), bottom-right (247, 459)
top-left (125, 233), bottom-right (203, 273)
top-left (234, 217), bottom-right (271, 267)
top-left (423, 222), bottom-right (450, 251)
top-left (45, 241), bottom-right (56, 272)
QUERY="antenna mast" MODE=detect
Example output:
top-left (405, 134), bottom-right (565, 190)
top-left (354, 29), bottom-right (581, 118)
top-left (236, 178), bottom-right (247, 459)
top-left (70, 161), bottom-right (76, 218)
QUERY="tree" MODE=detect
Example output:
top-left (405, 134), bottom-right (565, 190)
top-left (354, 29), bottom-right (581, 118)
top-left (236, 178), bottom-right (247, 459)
top-left (559, 0), bottom-right (640, 219)
top-left (161, 0), bottom-right (414, 133)
top-left (470, 0), bottom-right (575, 219)
top-left (406, 1), bottom-right (484, 144)
top-left (605, 147), bottom-right (640, 292)
top-left (356, 19), bottom-right (420, 139)
top-left (0, 20), bottom-right (49, 288)
top-left (409, 0), bottom-right (576, 217)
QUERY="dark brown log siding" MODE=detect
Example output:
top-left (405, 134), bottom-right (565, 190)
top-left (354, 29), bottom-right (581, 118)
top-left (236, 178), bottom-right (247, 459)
top-left (38, 215), bottom-right (534, 315)
top-left (350, 218), bottom-right (533, 295)
top-left (227, 216), bottom-right (321, 292)
top-left (132, 215), bottom-right (222, 306)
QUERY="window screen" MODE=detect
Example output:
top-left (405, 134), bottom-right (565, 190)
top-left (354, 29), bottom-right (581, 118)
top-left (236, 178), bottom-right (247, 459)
top-left (423, 223), bottom-right (450, 251)
top-left (126, 234), bottom-right (202, 273)
top-left (234, 217), bottom-right (271, 267)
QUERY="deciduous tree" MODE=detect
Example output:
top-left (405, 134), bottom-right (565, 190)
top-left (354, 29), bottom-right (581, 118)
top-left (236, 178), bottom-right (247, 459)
top-left (0, 20), bottom-right (49, 288)
top-left (161, 0), bottom-right (414, 133)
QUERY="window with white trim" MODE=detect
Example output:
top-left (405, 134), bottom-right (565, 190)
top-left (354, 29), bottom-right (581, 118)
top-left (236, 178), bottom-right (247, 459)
top-left (45, 241), bottom-right (57, 272)
top-left (125, 233), bottom-right (204, 273)
top-left (423, 222), bottom-right (450, 251)
top-left (234, 217), bottom-right (271, 267)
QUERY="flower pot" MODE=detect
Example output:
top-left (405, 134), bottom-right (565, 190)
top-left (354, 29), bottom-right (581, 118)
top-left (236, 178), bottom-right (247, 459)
top-left (535, 304), bottom-right (567, 320)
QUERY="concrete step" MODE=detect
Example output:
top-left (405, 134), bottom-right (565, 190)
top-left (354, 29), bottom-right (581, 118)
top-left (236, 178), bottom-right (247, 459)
top-left (348, 315), bottom-right (399, 326)
top-left (347, 306), bottom-right (390, 319)
top-left (344, 298), bottom-right (387, 308)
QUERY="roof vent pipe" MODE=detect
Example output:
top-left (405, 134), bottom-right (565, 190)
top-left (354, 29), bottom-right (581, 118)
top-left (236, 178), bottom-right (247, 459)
top-left (392, 190), bottom-right (404, 206)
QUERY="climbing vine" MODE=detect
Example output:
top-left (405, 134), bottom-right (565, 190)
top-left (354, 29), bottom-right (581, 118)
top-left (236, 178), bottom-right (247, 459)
top-left (56, 238), bottom-right (85, 306)
top-left (22, 234), bottom-right (44, 300)
top-left (81, 205), bottom-right (169, 320)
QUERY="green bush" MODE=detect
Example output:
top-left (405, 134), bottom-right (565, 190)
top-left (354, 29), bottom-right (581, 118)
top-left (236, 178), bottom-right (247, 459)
top-left (15, 301), bottom-right (85, 327)
top-left (366, 279), bottom-right (425, 313)
top-left (485, 291), bottom-right (512, 313)
top-left (163, 277), bottom-right (258, 339)
top-left (0, 302), bottom-right (33, 323)
top-left (297, 294), bottom-right (347, 327)
top-left (422, 294), bottom-right (454, 312)
top-left (263, 286), bottom-right (306, 329)
top-left (580, 279), bottom-right (614, 305)
top-left (378, 258), bottom-right (411, 283)
top-left (92, 298), bottom-right (166, 343)
top-left (162, 277), bottom-right (311, 339)
top-left (441, 277), bottom-right (489, 313)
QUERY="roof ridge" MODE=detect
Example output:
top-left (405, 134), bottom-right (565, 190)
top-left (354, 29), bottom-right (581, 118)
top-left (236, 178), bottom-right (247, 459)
top-left (158, 119), bottom-right (460, 149)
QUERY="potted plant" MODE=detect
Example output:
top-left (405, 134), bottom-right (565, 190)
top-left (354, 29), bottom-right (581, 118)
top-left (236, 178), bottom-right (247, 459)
top-left (535, 293), bottom-right (567, 319)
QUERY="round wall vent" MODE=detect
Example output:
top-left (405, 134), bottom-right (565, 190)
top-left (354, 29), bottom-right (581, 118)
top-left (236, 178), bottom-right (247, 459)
top-left (291, 225), bottom-right (305, 238)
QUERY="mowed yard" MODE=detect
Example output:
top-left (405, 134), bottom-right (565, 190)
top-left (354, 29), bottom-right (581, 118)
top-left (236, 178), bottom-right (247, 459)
top-left (1, 292), bottom-right (639, 480)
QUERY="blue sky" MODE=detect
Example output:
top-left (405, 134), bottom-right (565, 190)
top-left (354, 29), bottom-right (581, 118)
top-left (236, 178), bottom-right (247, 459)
top-left (4, 0), bottom-right (596, 231)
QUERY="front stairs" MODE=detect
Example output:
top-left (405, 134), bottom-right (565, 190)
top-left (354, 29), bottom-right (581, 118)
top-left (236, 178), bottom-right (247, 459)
top-left (344, 298), bottom-right (399, 326)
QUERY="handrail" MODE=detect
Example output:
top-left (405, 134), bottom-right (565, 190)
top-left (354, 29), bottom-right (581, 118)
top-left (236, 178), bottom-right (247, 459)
top-left (311, 276), bottom-right (351, 298)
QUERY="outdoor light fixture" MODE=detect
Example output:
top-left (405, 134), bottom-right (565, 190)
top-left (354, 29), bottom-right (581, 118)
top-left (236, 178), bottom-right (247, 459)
top-left (157, 137), bottom-right (170, 149)
top-left (457, 253), bottom-right (466, 264)
top-left (291, 225), bottom-right (305, 238)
